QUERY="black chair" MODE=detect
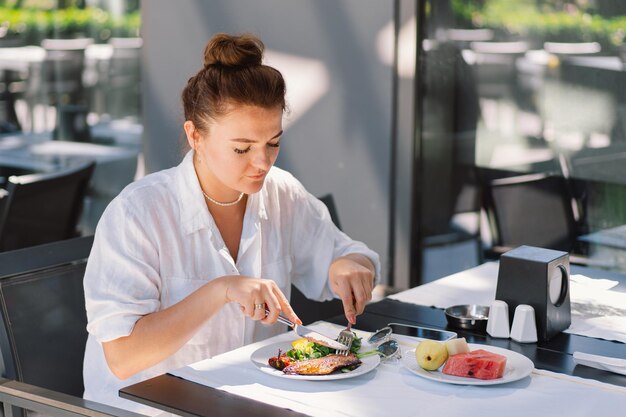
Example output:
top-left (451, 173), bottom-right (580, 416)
top-left (106, 37), bottom-right (143, 120)
top-left (0, 69), bottom-right (23, 133)
top-left (0, 377), bottom-right (142, 417)
top-left (0, 161), bottom-right (95, 251)
top-left (290, 194), bottom-right (345, 325)
top-left (40, 38), bottom-right (93, 107)
top-left (0, 236), bottom-right (93, 397)
top-left (318, 193), bottom-right (341, 231)
top-left (482, 172), bottom-right (585, 256)
top-left (20, 38), bottom-right (92, 133)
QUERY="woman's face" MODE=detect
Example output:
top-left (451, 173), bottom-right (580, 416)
top-left (186, 104), bottom-right (283, 198)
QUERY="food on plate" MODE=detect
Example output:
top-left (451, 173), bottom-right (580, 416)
top-left (283, 353), bottom-right (362, 375)
top-left (415, 340), bottom-right (449, 371)
top-left (268, 333), bottom-right (370, 375)
top-left (267, 350), bottom-right (295, 371)
top-left (445, 337), bottom-right (470, 356)
top-left (442, 349), bottom-right (507, 380)
top-left (289, 337), bottom-right (329, 359)
top-left (413, 337), bottom-right (509, 380)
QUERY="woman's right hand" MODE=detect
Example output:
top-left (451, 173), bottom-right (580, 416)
top-left (101, 275), bottom-right (300, 380)
top-left (223, 276), bottom-right (301, 326)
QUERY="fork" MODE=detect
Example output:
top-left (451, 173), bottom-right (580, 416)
top-left (335, 323), bottom-right (354, 356)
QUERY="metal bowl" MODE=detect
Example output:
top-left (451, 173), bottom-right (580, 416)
top-left (444, 304), bottom-right (490, 332)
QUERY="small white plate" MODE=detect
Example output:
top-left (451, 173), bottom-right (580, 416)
top-left (402, 343), bottom-right (534, 385)
top-left (250, 341), bottom-right (380, 380)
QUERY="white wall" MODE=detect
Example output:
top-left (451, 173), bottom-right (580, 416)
top-left (141, 0), bottom-right (407, 286)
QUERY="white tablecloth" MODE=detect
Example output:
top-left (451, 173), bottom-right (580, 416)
top-left (170, 322), bottom-right (626, 417)
top-left (388, 262), bottom-right (626, 344)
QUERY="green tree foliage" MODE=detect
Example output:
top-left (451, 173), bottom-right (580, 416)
top-left (452, 0), bottom-right (626, 51)
top-left (0, 2), bottom-right (140, 45)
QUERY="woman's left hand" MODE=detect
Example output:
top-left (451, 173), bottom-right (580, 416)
top-left (329, 254), bottom-right (376, 325)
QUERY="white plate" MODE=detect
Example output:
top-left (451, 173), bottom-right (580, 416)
top-left (250, 341), bottom-right (381, 380)
top-left (401, 343), bottom-right (534, 385)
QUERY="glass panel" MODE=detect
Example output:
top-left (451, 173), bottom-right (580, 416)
top-left (0, 1), bottom-right (142, 244)
top-left (417, 0), bottom-right (626, 280)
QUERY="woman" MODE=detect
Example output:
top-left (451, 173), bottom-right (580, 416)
top-left (83, 33), bottom-right (380, 413)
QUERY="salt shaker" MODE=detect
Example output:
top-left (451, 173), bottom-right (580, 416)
top-left (510, 304), bottom-right (538, 343)
top-left (487, 300), bottom-right (510, 338)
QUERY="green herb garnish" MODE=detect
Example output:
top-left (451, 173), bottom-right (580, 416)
top-left (284, 333), bottom-right (363, 361)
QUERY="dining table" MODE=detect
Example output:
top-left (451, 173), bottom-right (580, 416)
top-left (119, 262), bottom-right (626, 416)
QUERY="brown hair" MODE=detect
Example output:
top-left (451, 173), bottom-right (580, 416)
top-left (181, 33), bottom-right (286, 134)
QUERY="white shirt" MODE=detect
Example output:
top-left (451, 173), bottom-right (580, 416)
top-left (83, 150), bottom-right (380, 414)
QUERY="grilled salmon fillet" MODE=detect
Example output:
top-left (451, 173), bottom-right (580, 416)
top-left (282, 353), bottom-right (361, 375)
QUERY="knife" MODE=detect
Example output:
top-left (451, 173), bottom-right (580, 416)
top-left (267, 309), bottom-right (349, 351)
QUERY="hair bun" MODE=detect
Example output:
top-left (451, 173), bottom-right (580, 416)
top-left (203, 33), bottom-right (264, 68)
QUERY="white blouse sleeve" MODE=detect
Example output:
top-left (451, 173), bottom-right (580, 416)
top-left (289, 190), bottom-right (381, 302)
top-left (84, 197), bottom-right (162, 343)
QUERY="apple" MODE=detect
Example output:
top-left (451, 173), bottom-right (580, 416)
top-left (415, 340), bottom-right (449, 371)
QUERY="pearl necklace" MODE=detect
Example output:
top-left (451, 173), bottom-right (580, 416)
top-left (202, 190), bottom-right (245, 207)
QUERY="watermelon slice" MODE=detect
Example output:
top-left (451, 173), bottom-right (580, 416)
top-left (442, 349), bottom-right (507, 380)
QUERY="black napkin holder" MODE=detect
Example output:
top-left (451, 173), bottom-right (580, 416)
top-left (496, 245), bottom-right (571, 341)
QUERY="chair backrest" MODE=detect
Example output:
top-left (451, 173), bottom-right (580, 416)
top-left (41, 38), bottom-right (93, 104)
top-left (318, 193), bottom-right (341, 231)
top-left (483, 172), bottom-right (580, 252)
top-left (0, 236), bottom-right (93, 397)
top-left (106, 37), bottom-right (143, 120)
top-left (108, 38), bottom-right (143, 77)
top-left (0, 161), bottom-right (95, 251)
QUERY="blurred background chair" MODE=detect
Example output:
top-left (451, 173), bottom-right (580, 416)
top-left (0, 44), bottom-right (46, 132)
top-left (481, 171), bottom-right (587, 258)
top-left (468, 41), bottom-right (529, 102)
top-left (40, 38), bottom-right (93, 107)
top-left (290, 193), bottom-right (345, 325)
top-left (0, 161), bottom-right (95, 251)
top-left (467, 41), bottom-right (529, 135)
top-left (20, 38), bottom-right (92, 133)
top-left (0, 236), bottom-right (93, 398)
top-left (0, 68), bottom-right (23, 133)
top-left (105, 37), bottom-right (143, 121)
